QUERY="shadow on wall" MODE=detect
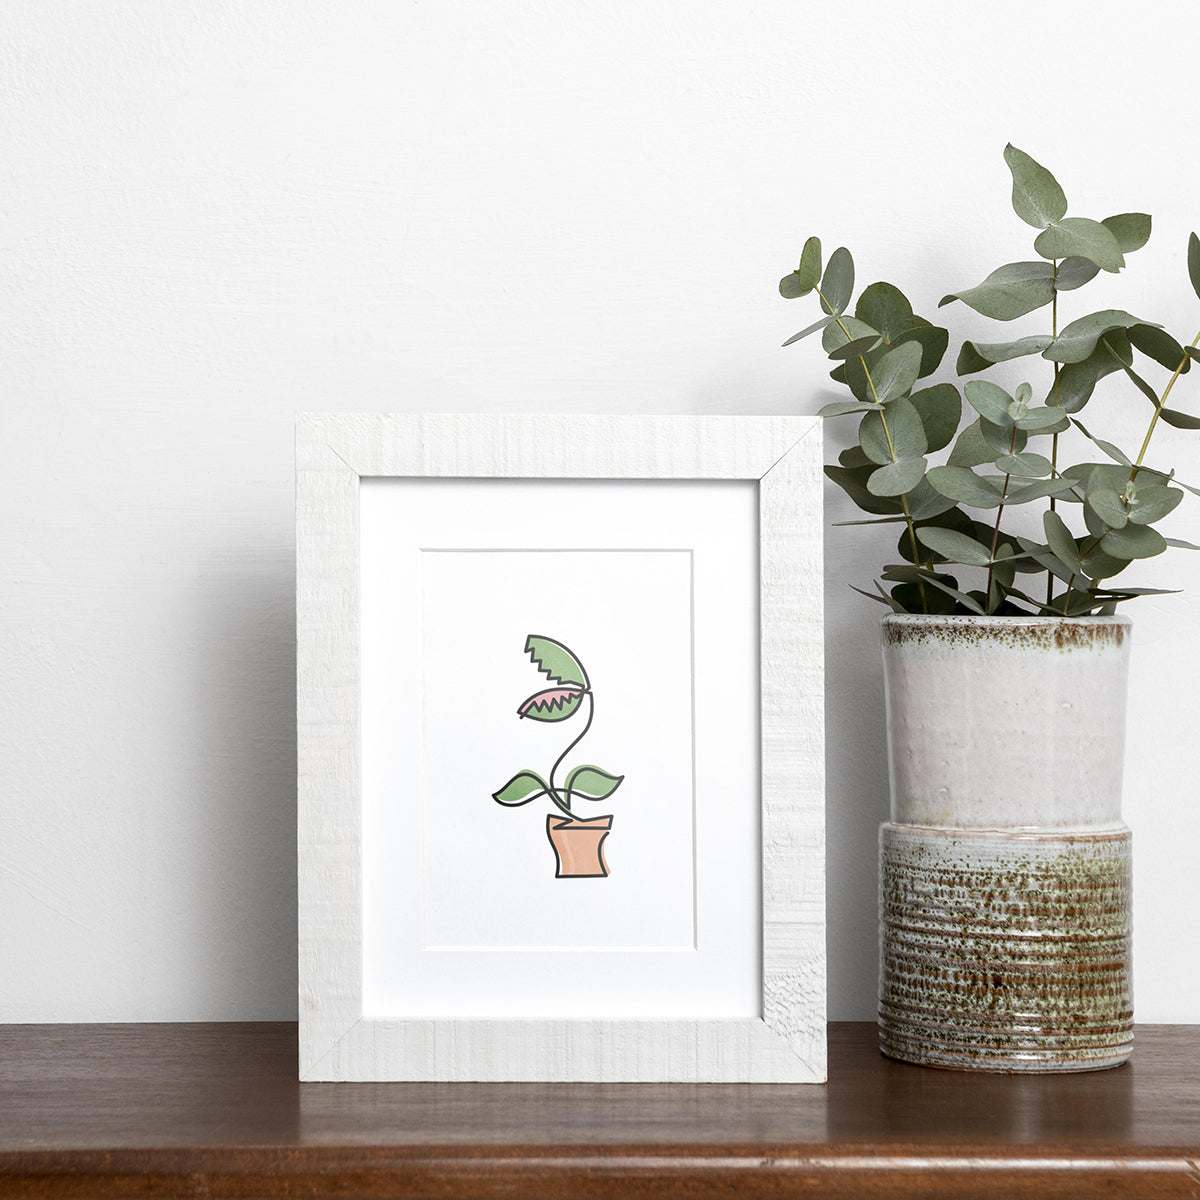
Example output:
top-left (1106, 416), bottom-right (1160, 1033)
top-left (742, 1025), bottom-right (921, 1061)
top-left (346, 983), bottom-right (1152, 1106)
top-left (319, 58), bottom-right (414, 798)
top-left (186, 539), bottom-right (299, 1018)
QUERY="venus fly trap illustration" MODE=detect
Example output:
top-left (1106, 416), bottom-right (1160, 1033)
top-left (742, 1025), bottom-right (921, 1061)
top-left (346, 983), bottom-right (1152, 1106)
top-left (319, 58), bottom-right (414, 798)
top-left (492, 635), bottom-right (624, 878)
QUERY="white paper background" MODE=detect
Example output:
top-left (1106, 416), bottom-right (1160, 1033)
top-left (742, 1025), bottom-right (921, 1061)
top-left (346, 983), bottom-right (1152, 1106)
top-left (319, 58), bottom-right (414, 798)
top-left (361, 478), bottom-right (762, 1019)
top-left (420, 550), bottom-right (695, 950)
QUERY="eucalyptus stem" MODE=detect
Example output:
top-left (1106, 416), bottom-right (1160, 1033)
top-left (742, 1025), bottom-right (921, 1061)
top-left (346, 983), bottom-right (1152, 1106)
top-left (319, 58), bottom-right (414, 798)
top-left (1129, 327), bottom-right (1200, 487)
top-left (818, 288), bottom-right (929, 611)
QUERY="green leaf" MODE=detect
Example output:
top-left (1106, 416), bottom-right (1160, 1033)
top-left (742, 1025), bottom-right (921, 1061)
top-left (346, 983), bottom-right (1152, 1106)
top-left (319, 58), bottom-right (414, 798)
top-left (873, 341), bottom-right (924, 404)
top-left (797, 236), bottom-right (822, 291)
top-left (1072, 418), bottom-right (1131, 466)
top-left (894, 323), bottom-right (950, 378)
top-left (1013, 406), bottom-right (1070, 433)
top-left (996, 451), bottom-right (1053, 477)
top-left (1048, 332), bottom-right (1131, 412)
top-left (1104, 213), bottom-right (1152, 254)
top-left (1086, 474), bottom-right (1129, 529)
top-left (525, 634), bottom-right (587, 687)
top-left (903, 477), bottom-right (960, 520)
top-left (867, 457), bottom-right (927, 496)
top-left (1159, 407), bottom-right (1200, 430)
top-left (1127, 485), bottom-right (1184, 525)
top-left (910, 384), bottom-right (961, 452)
top-left (1121, 361), bottom-right (1163, 408)
top-left (1043, 510), bottom-right (1083, 575)
top-left (1101, 524), bottom-right (1168, 560)
top-left (1043, 310), bottom-right (1150, 364)
top-left (1189, 232), bottom-right (1200, 301)
top-left (1004, 144), bottom-right (1067, 229)
top-left (565, 764), bottom-right (624, 801)
top-left (828, 333), bottom-right (884, 360)
top-left (849, 582), bottom-right (905, 611)
top-left (822, 315), bottom-right (877, 355)
top-left (939, 261), bottom-right (1055, 321)
top-left (1005, 477), bottom-right (1081, 504)
top-left (1166, 537), bottom-right (1200, 551)
top-left (838, 445), bottom-right (872, 468)
top-left (518, 688), bottom-right (585, 722)
top-left (1034, 217), bottom-right (1125, 272)
top-left (948, 420), bottom-right (1000, 468)
top-left (927, 466), bottom-right (1005, 508)
top-left (824, 464), bottom-right (904, 515)
top-left (964, 379), bottom-right (1015, 427)
top-left (884, 565), bottom-right (987, 615)
top-left (1054, 257), bottom-right (1101, 291)
top-left (782, 314), bottom-right (837, 347)
top-left (819, 247), bottom-right (854, 315)
top-left (854, 282), bottom-right (914, 343)
top-left (980, 417), bottom-right (1027, 456)
top-left (1129, 324), bottom-right (1190, 374)
top-left (818, 400), bottom-right (881, 418)
top-left (492, 770), bottom-right (550, 807)
top-left (860, 395), bottom-right (927, 464)
top-left (956, 335), bottom-right (1053, 376)
top-left (915, 526), bottom-right (993, 567)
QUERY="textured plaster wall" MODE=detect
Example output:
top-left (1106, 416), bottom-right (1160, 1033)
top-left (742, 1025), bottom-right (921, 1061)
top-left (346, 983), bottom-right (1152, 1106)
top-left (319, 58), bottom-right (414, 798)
top-left (3, 0), bottom-right (1198, 1022)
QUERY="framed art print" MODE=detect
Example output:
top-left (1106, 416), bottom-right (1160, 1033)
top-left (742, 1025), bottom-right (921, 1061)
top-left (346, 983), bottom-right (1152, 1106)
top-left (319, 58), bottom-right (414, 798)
top-left (296, 413), bottom-right (825, 1081)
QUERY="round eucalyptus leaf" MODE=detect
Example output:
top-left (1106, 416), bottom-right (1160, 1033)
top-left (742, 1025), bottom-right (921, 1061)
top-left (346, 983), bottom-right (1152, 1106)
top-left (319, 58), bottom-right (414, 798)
top-left (1014, 406), bottom-right (1070, 433)
top-left (894, 323), bottom-right (950, 378)
top-left (828, 333), bottom-right (883, 361)
top-left (980, 417), bottom-right (1027, 457)
top-left (1189, 232), bottom-right (1200, 302)
top-left (1085, 476), bottom-right (1129, 529)
top-left (797, 236), bottom-right (823, 291)
top-left (1126, 485), bottom-right (1184, 525)
top-left (873, 341), bottom-right (924, 404)
top-left (964, 379), bottom-right (1015, 426)
top-left (910, 383), bottom-right (961, 452)
top-left (949, 421), bottom-right (1000, 468)
top-left (1043, 510), bottom-right (1083, 575)
top-left (1101, 523), bottom-right (1168, 560)
top-left (1004, 144), bottom-right (1068, 229)
top-left (819, 246), bottom-right (854, 315)
top-left (1054, 257), bottom-right (1101, 291)
top-left (867, 457), bottom-right (927, 497)
top-left (782, 314), bottom-right (837, 347)
top-left (822, 315), bottom-right (878, 355)
top-left (915, 526), bottom-right (993, 567)
top-left (939, 261), bottom-right (1055, 322)
top-left (1034, 217), bottom-right (1125, 273)
top-left (996, 451), bottom-right (1053, 477)
top-left (1043, 310), bottom-right (1151, 365)
top-left (1103, 212), bottom-right (1151, 254)
top-left (927, 466), bottom-right (1005, 508)
top-left (854, 281), bottom-right (914, 343)
top-left (1128, 324), bottom-right (1190, 374)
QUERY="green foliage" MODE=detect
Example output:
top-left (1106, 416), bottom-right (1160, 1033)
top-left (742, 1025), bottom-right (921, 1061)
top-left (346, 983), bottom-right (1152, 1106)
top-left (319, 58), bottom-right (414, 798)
top-left (781, 145), bottom-right (1200, 616)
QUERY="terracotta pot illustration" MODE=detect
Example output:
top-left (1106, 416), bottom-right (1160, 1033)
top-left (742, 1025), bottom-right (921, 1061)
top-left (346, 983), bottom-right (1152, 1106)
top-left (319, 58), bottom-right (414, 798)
top-left (546, 814), bottom-right (613, 878)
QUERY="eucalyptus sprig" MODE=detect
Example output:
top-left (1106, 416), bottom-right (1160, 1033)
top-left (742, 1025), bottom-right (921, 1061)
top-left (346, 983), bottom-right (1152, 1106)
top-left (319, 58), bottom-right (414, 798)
top-left (781, 145), bottom-right (1200, 617)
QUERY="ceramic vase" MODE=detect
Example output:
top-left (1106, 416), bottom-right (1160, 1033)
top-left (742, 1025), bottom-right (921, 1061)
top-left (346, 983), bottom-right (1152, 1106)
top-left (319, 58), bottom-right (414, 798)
top-left (877, 614), bottom-right (1133, 1072)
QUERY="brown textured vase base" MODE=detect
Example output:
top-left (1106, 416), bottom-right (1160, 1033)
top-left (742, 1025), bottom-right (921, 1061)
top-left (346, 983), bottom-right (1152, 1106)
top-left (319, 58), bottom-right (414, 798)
top-left (879, 822), bottom-right (1133, 1073)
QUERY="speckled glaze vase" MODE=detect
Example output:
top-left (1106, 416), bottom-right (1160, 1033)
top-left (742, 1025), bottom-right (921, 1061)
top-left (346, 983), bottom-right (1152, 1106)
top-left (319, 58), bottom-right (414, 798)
top-left (878, 614), bottom-right (1133, 1072)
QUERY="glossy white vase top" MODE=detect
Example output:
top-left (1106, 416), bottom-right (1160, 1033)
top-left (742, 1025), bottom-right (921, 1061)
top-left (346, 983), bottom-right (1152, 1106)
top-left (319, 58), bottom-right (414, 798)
top-left (881, 615), bottom-right (1131, 830)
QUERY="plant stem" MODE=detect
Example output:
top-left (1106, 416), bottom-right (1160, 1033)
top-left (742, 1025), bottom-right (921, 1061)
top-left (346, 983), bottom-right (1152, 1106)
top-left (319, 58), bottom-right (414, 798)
top-left (1048, 260), bottom-right (1060, 607)
top-left (549, 692), bottom-right (595, 820)
top-left (1128, 327), bottom-right (1200, 486)
top-left (985, 426), bottom-right (1018, 610)
top-left (818, 288), bottom-right (928, 611)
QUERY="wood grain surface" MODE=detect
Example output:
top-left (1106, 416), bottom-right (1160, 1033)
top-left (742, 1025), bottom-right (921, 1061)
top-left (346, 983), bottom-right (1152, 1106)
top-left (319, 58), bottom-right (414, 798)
top-left (1, 1022), bottom-right (1198, 1197)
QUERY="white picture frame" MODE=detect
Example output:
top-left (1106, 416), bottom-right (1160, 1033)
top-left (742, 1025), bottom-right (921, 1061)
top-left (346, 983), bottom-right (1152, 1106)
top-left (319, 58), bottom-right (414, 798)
top-left (297, 413), bottom-right (825, 1082)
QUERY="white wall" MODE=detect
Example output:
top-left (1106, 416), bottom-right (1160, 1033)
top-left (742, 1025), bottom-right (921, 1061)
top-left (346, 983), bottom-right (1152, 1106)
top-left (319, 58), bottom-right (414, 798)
top-left (3, 0), bottom-right (1198, 1023)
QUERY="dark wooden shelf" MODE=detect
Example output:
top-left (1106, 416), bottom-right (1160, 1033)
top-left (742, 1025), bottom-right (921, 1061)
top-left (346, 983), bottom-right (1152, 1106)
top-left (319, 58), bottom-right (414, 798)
top-left (1, 1022), bottom-right (1198, 1197)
